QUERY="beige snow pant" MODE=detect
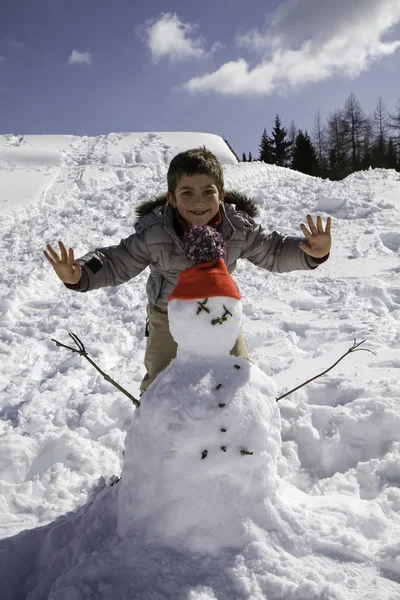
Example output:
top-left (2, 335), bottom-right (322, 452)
top-left (140, 305), bottom-right (250, 394)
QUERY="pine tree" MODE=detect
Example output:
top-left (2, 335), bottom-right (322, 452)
top-left (259, 128), bottom-right (274, 163)
top-left (291, 130), bottom-right (319, 175)
top-left (242, 153), bottom-right (247, 162)
top-left (248, 151), bottom-right (253, 162)
top-left (270, 115), bottom-right (292, 166)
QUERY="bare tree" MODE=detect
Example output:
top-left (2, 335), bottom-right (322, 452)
top-left (326, 109), bottom-right (349, 179)
top-left (386, 138), bottom-right (398, 169)
top-left (312, 109), bottom-right (328, 176)
top-left (370, 97), bottom-right (390, 167)
top-left (287, 120), bottom-right (297, 164)
top-left (389, 97), bottom-right (400, 130)
top-left (389, 97), bottom-right (400, 155)
top-left (343, 93), bottom-right (369, 171)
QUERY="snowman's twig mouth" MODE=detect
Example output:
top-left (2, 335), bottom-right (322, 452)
top-left (211, 306), bottom-right (233, 326)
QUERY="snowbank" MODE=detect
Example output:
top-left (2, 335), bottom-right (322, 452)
top-left (0, 132), bottom-right (399, 598)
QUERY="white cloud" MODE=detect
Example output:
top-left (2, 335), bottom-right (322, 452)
top-left (182, 0), bottom-right (400, 95)
top-left (140, 13), bottom-right (222, 63)
top-left (4, 37), bottom-right (23, 50)
top-left (68, 50), bottom-right (93, 66)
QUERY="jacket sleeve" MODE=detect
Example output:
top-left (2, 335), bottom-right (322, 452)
top-left (239, 223), bottom-right (322, 272)
top-left (66, 232), bottom-right (152, 292)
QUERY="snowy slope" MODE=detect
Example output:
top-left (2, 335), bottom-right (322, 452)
top-left (0, 132), bottom-right (400, 599)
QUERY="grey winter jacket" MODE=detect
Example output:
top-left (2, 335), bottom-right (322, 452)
top-left (70, 191), bottom-right (321, 311)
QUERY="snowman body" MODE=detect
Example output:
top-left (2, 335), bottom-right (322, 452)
top-left (117, 295), bottom-right (282, 554)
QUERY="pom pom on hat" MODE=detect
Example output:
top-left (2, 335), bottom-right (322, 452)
top-left (183, 225), bottom-right (225, 265)
top-left (169, 225), bottom-right (241, 301)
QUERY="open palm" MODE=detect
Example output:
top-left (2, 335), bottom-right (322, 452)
top-left (44, 241), bottom-right (82, 284)
top-left (298, 215), bottom-right (331, 258)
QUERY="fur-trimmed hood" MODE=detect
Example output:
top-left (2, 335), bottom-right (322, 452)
top-left (135, 189), bottom-right (259, 219)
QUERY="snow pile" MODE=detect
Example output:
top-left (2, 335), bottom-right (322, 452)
top-left (118, 355), bottom-right (281, 555)
top-left (0, 132), bottom-right (400, 599)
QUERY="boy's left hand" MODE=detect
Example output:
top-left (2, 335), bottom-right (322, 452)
top-left (298, 215), bottom-right (332, 258)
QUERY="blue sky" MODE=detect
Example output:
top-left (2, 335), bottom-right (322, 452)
top-left (1, 0), bottom-right (400, 157)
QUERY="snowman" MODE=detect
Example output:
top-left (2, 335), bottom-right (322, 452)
top-left (117, 226), bottom-right (282, 555)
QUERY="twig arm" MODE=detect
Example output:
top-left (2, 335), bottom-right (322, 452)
top-left (51, 333), bottom-right (141, 408)
top-left (276, 340), bottom-right (375, 402)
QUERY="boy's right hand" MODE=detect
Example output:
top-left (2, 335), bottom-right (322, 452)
top-left (44, 241), bottom-right (82, 285)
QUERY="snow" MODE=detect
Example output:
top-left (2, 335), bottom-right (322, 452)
top-left (0, 131), bottom-right (400, 599)
top-left (169, 296), bottom-right (243, 358)
top-left (117, 355), bottom-right (281, 555)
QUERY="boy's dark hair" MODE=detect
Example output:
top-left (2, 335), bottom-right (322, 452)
top-left (167, 146), bottom-right (224, 196)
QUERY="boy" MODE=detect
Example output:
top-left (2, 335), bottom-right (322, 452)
top-left (44, 146), bottom-right (331, 394)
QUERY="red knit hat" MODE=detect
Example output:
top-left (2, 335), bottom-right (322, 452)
top-left (169, 258), bottom-right (241, 301)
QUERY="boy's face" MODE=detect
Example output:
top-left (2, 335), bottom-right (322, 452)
top-left (167, 173), bottom-right (224, 227)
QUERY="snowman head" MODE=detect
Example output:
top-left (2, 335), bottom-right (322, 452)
top-left (168, 226), bottom-right (243, 358)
